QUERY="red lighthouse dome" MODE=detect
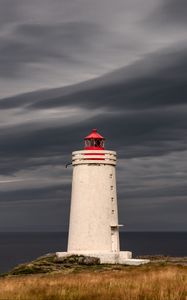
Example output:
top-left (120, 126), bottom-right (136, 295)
top-left (84, 129), bottom-right (105, 150)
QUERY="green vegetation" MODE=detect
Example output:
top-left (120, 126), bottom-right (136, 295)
top-left (1, 254), bottom-right (100, 276)
top-left (0, 255), bottom-right (186, 300)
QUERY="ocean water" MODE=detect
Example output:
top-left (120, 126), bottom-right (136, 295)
top-left (0, 232), bottom-right (186, 273)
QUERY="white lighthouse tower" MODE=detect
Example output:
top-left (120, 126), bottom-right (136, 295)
top-left (57, 129), bottom-right (149, 265)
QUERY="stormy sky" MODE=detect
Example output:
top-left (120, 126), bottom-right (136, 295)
top-left (0, 0), bottom-right (187, 232)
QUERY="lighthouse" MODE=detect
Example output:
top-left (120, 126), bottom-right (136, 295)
top-left (57, 129), bottom-right (149, 265)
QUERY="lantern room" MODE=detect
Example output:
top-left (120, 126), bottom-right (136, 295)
top-left (84, 129), bottom-right (105, 150)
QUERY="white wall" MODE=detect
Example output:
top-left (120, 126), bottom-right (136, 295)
top-left (67, 150), bottom-right (120, 253)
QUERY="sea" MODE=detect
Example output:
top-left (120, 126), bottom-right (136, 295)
top-left (0, 232), bottom-right (186, 274)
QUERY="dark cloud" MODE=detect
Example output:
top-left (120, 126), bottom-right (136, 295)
top-left (0, 21), bottom-right (102, 78)
top-left (0, 0), bottom-right (186, 232)
top-left (145, 0), bottom-right (187, 27)
top-left (1, 45), bottom-right (187, 110)
top-left (119, 197), bottom-right (187, 231)
top-left (121, 183), bottom-right (187, 199)
top-left (0, 105), bottom-right (186, 172)
top-left (159, 0), bottom-right (187, 25)
top-left (0, 185), bottom-right (71, 232)
top-left (0, 184), bottom-right (70, 203)
top-left (29, 47), bottom-right (187, 110)
top-left (0, 46), bottom-right (186, 176)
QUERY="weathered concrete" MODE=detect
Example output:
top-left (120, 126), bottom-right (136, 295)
top-left (68, 150), bottom-right (120, 253)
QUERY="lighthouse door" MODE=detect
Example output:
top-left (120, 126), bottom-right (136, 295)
top-left (111, 229), bottom-right (118, 252)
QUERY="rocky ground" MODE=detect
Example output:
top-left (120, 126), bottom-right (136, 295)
top-left (1, 254), bottom-right (187, 276)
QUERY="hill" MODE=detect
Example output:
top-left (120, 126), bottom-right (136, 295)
top-left (0, 254), bottom-right (186, 300)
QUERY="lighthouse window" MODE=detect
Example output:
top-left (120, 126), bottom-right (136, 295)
top-left (110, 186), bottom-right (113, 190)
top-left (112, 210), bottom-right (115, 214)
top-left (95, 139), bottom-right (101, 147)
top-left (111, 197), bottom-right (114, 202)
top-left (85, 140), bottom-right (90, 147)
top-left (109, 174), bottom-right (113, 178)
top-left (84, 137), bottom-right (104, 149)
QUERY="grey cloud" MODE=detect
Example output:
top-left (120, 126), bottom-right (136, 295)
top-left (0, 46), bottom-right (186, 175)
top-left (0, 104), bottom-right (186, 178)
top-left (121, 183), bottom-right (187, 199)
top-left (119, 197), bottom-right (187, 231)
top-left (0, 188), bottom-right (70, 232)
top-left (0, 0), bottom-right (187, 231)
top-left (0, 0), bottom-right (21, 26)
top-left (2, 0), bottom-right (184, 98)
top-left (0, 184), bottom-right (70, 203)
top-left (145, 0), bottom-right (187, 27)
top-left (0, 21), bottom-right (102, 78)
top-left (31, 47), bottom-right (187, 110)
top-left (0, 45), bottom-right (187, 110)
top-left (159, 0), bottom-right (187, 25)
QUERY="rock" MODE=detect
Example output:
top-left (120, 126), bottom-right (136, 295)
top-left (55, 255), bottom-right (100, 265)
top-left (81, 256), bottom-right (100, 265)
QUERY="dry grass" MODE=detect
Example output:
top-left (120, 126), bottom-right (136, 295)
top-left (0, 265), bottom-right (186, 300)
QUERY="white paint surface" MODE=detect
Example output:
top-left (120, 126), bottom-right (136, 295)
top-left (68, 150), bottom-right (119, 253)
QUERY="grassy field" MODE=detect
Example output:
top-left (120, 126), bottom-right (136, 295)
top-left (0, 263), bottom-right (186, 300)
